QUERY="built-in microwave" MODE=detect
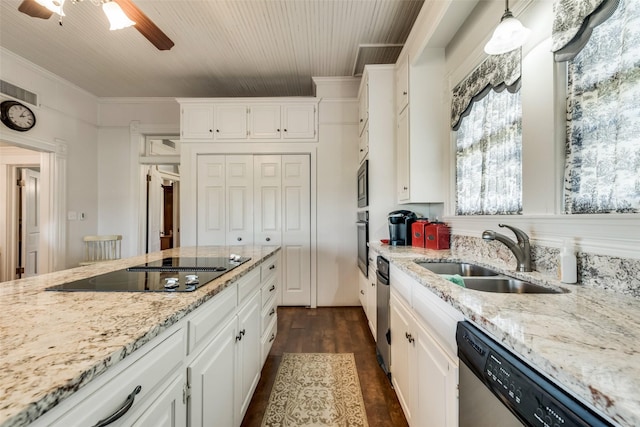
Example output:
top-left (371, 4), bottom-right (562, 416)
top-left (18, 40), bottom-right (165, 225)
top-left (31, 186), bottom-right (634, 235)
top-left (357, 160), bottom-right (368, 208)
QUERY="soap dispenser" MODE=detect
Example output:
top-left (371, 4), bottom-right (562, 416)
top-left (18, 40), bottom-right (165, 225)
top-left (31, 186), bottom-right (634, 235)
top-left (558, 240), bottom-right (577, 284)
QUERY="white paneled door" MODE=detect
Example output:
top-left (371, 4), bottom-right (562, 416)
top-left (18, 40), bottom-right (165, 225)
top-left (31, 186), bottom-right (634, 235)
top-left (20, 168), bottom-right (40, 277)
top-left (198, 154), bottom-right (311, 306)
top-left (147, 166), bottom-right (163, 253)
top-left (280, 155), bottom-right (311, 306)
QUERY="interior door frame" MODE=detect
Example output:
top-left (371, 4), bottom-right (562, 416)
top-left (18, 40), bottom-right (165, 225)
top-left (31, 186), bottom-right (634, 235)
top-left (0, 133), bottom-right (67, 281)
top-left (181, 142), bottom-right (318, 308)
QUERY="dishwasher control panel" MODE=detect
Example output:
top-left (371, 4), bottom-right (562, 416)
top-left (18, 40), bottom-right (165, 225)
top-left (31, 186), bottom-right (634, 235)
top-left (457, 322), bottom-right (614, 427)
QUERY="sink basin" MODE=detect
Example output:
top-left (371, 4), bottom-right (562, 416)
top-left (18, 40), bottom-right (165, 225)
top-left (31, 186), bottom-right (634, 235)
top-left (416, 262), bottom-right (499, 277)
top-left (460, 277), bottom-right (566, 294)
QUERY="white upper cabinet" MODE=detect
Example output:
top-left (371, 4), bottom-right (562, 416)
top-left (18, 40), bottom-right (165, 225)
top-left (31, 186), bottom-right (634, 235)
top-left (396, 55), bottom-right (409, 115)
top-left (215, 105), bottom-right (248, 139)
top-left (181, 104), bottom-right (214, 140)
top-left (282, 104), bottom-right (316, 139)
top-left (395, 50), bottom-right (446, 204)
top-left (358, 73), bottom-right (369, 136)
top-left (249, 105), bottom-right (281, 139)
top-left (178, 99), bottom-right (318, 142)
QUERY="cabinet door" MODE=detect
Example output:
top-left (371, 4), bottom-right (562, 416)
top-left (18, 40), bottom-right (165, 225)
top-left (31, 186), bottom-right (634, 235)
top-left (389, 291), bottom-right (414, 425)
top-left (396, 107), bottom-right (410, 202)
top-left (197, 155), bottom-right (226, 245)
top-left (188, 317), bottom-right (238, 427)
top-left (282, 104), bottom-right (316, 139)
top-left (254, 155), bottom-right (282, 246)
top-left (280, 155), bottom-right (312, 306)
top-left (130, 374), bottom-right (186, 427)
top-left (358, 126), bottom-right (369, 164)
top-left (249, 105), bottom-right (281, 139)
top-left (396, 56), bottom-right (409, 114)
top-left (236, 291), bottom-right (262, 421)
top-left (358, 74), bottom-right (369, 135)
top-left (181, 104), bottom-right (214, 140)
top-left (414, 320), bottom-right (459, 427)
top-left (358, 268), bottom-right (367, 308)
top-left (226, 156), bottom-right (254, 245)
top-left (214, 105), bottom-right (248, 139)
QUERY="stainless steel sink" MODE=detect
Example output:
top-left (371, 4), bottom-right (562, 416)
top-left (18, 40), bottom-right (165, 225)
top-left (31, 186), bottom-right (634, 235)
top-left (415, 261), bottom-right (567, 294)
top-left (460, 277), bottom-right (566, 294)
top-left (416, 262), bottom-right (499, 277)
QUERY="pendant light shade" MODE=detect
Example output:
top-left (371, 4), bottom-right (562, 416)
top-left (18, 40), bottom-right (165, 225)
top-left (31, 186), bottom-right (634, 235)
top-left (102, 1), bottom-right (135, 30)
top-left (35, 0), bottom-right (65, 16)
top-left (484, 1), bottom-right (530, 55)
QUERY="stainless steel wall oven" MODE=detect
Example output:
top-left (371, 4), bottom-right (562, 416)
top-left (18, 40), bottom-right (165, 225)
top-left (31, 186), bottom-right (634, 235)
top-left (356, 211), bottom-right (368, 276)
top-left (357, 160), bottom-right (368, 208)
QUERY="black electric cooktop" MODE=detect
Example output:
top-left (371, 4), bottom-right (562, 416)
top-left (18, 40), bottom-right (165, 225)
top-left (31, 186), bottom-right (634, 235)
top-left (46, 256), bottom-right (250, 292)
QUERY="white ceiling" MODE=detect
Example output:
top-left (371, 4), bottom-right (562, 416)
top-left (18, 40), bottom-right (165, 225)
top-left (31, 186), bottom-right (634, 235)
top-left (0, 0), bottom-right (426, 98)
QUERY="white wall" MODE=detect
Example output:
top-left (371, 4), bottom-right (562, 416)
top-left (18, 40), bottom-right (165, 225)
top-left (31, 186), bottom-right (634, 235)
top-left (97, 99), bottom-right (179, 259)
top-left (401, 0), bottom-right (639, 260)
top-left (0, 47), bottom-right (99, 269)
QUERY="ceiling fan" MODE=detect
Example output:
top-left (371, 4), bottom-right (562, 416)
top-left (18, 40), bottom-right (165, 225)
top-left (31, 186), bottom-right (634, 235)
top-left (17, 0), bottom-right (174, 50)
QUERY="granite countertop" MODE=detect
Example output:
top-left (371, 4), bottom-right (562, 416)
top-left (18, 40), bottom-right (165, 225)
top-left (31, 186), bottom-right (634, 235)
top-left (0, 245), bottom-right (280, 427)
top-left (370, 242), bottom-right (639, 427)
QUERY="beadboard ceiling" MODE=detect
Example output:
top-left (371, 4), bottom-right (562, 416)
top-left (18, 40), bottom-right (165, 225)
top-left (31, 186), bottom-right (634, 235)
top-left (0, 0), bottom-right (428, 98)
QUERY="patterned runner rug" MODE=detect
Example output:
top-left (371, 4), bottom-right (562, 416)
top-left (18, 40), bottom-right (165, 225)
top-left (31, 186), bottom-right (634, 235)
top-left (261, 353), bottom-right (369, 427)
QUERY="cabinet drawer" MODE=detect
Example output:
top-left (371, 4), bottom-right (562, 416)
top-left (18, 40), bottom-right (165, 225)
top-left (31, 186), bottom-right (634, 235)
top-left (187, 284), bottom-right (238, 355)
top-left (261, 295), bottom-right (278, 335)
top-left (261, 254), bottom-right (279, 282)
top-left (261, 317), bottom-right (277, 365)
top-left (261, 274), bottom-right (278, 308)
top-left (47, 329), bottom-right (184, 427)
top-left (238, 267), bottom-right (261, 305)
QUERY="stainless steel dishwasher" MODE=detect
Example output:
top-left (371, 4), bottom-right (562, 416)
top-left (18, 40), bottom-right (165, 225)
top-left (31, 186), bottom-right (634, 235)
top-left (376, 256), bottom-right (391, 380)
top-left (457, 321), bottom-right (614, 427)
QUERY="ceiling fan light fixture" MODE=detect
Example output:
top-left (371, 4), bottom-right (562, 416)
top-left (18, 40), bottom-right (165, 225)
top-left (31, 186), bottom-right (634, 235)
top-left (484, 1), bottom-right (530, 55)
top-left (35, 0), bottom-right (65, 16)
top-left (102, 1), bottom-right (135, 30)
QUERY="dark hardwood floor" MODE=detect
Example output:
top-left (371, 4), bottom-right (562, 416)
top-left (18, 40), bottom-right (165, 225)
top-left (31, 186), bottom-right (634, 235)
top-left (240, 306), bottom-right (409, 427)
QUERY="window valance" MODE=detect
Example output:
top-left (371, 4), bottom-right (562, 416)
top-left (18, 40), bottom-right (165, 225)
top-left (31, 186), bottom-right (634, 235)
top-left (552, 0), bottom-right (620, 62)
top-left (450, 49), bottom-right (521, 131)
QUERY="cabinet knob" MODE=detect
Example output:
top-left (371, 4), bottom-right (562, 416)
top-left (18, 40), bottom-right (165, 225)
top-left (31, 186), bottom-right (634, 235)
top-left (360, 290), bottom-right (365, 295)
top-left (403, 91), bottom-right (407, 95)
top-left (216, 129), bottom-right (220, 132)
top-left (277, 129), bottom-right (281, 132)
top-left (237, 237), bottom-right (242, 241)
top-left (266, 237), bottom-right (271, 242)
top-left (403, 186), bottom-right (408, 190)
top-left (209, 129), bottom-right (213, 133)
top-left (284, 129), bottom-right (287, 132)
top-left (360, 149), bottom-right (364, 152)
top-left (371, 282), bottom-right (375, 287)
top-left (360, 118), bottom-right (363, 122)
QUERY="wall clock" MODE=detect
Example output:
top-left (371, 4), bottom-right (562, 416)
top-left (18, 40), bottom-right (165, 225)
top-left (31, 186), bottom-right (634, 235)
top-left (1, 100), bottom-right (36, 132)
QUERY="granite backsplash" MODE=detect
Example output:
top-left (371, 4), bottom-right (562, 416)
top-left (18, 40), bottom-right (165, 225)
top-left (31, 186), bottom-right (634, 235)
top-left (452, 235), bottom-right (640, 298)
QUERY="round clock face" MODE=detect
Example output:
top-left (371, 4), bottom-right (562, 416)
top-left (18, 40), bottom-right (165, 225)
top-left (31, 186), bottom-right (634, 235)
top-left (1, 100), bottom-right (36, 132)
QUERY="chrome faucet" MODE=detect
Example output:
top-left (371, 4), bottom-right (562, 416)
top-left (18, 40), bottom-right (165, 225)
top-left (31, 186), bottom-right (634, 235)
top-left (482, 224), bottom-right (532, 272)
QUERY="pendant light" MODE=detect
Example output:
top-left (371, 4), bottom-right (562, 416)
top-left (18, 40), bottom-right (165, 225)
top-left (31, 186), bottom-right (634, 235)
top-left (484, 0), bottom-right (531, 55)
top-left (102, 0), bottom-right (135, 30)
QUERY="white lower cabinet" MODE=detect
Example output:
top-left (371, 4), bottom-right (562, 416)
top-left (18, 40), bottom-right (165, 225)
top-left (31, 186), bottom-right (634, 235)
top-left (188, 315), bottom-right (238, 427)
top-left (390, 287), bottom-right (459, 427)
top-left (33, 256), bottom-right (277, 427)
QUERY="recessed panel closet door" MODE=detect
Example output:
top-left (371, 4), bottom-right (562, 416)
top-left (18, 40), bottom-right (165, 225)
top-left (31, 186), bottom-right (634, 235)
top-left (197, 155), bottom-right (226, 245)
top-left (226, 156), bottom-right (254, 246)
top-left (281, 155), bottom-right (311, 306)
top-left (254, 155), bottom-right (282, 246)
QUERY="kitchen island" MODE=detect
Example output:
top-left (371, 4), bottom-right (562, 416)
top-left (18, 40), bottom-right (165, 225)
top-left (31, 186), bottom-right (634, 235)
top-left (370, 242), bottom-right (640, 427)
top-left (0, 245), bottom-right (280, 427)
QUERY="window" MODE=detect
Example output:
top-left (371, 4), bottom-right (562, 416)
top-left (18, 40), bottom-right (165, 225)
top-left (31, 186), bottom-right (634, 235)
top-left (564, 0), bottom-right (640, 213)
top-left (455, 89), bottom-right (522, 215)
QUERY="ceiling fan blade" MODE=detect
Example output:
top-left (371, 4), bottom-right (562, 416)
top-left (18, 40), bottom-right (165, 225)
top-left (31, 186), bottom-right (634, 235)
top-left (113, 0), bottom-right (174, 51)
top-left (18, 0), bottom-right (53, 19)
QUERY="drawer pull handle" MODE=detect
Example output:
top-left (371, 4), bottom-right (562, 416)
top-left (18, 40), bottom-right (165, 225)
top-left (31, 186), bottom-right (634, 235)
top-left (360, 290), bottom-right (365, 295)
top-left (269, 308), bottom-right (275, 316)
top-left (93, 385), bottom-right (142, 427)
top-left (269, 265), bottom-right (276, 270)
top-left (269, 333), bottom-right (275, 342)
top-left (240, 329), bottom-right (246, 337)
top-left (269, 285), bottom-right (276, 292)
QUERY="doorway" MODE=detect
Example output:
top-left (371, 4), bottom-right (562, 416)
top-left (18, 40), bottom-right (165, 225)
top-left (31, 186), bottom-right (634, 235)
top-left (0, 143), bottom-right (46, 281)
